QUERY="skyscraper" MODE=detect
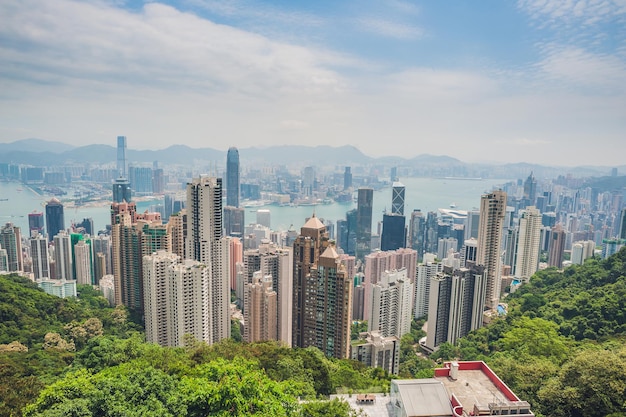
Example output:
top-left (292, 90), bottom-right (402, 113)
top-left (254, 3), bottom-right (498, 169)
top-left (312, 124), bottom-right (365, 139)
top-left (28, 211), bottom-right (44, 237)
top-left (0, 223), bottom-right (23, 272)
top-left (117, 135), bottom-right (127, 179)
top-left (129, 166), bottom-right (153, 195)
top-left (343, 166), bottom-right (352, 190)
top-left (226, 147), bottom-right (240, 208)
top-left (186, 176), bottom-right (230, 344)
top-left (381, 213), bottom-right (406, 251)
top-left (514, 206), bottom-right (542, 281)
top-left (53, 231), bottom-right (73, 280)
top-left (112, 177), bottom-right (132, 203)
top-left (408, 209), bottom-right (425, 260)
top-left (74, 240), bottom-right (93, 285)
top-left (424, 264), bottom-right (486, 352)
top-left (392, 182), bottom-right (405, 215)
top-left (548, 224), bottom-right (567, 268)
top-left (523, 172), bottom-right (537, 207)
top-left (368, 268), bottom-right (414, 339)
top-left (619, 208), bottom-right (626, 239)
top-left (356, 187), bottom-right (373, 260)
top-left (414, 260), bottom-right (443, 319)
top-left (224, 206), bottom-right (245, 237)
top-left (244, 271), bottom-right (278, 343)
top-left (30, 234), bottom-right (50, 280)
top-left (477, 190), bottom-right (507, 310)
top-left (45, 198), bottom-right (65, 242)
top-left (292, 214), bottom-right (330, 349)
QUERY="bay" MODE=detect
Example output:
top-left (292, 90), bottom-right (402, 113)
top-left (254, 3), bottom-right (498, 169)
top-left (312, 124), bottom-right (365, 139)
top-left (0, 177), bottom-right (505, 236)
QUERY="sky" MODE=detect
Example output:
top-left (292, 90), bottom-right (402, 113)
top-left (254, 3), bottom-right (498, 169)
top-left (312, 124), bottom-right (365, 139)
top-left (1, 0), bottom-right (625, 166)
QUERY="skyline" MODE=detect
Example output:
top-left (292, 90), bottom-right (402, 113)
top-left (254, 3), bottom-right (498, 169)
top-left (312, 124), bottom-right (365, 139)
top-left (1, 0), bottom-right (625, 166)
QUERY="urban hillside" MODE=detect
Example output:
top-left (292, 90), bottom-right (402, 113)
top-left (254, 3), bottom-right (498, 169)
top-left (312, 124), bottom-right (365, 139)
top-left (2, 247), bottom-right (626, 417)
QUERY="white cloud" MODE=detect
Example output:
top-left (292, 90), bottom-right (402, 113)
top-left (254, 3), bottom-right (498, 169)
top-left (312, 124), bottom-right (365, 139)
top-left (518, 0), bottom-right (626, 25)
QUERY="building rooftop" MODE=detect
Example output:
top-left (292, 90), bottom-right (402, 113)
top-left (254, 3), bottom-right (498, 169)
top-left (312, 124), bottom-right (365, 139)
top-left (434, 361), bottom-right (534, 417)
top-left (392, 379), bottom-right (453, 417)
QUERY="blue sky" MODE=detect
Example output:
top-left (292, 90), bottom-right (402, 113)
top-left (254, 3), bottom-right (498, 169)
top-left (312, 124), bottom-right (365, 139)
top-left (1, 0), bottom-right (625, 166)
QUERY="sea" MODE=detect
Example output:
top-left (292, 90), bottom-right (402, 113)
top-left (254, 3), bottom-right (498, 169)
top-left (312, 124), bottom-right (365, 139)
top-left (0, 177), bottom-right (507, 235)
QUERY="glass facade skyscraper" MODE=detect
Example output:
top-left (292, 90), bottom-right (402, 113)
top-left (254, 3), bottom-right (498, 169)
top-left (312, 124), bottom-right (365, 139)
top-left (226, 147), bottom-right (240, 208)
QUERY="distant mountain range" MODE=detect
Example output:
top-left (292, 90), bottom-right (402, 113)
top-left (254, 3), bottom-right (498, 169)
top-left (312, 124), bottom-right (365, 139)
top-left (0, 138), bottom-right (624, 180)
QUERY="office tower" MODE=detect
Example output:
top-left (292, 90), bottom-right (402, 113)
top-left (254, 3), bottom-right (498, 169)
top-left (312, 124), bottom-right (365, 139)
top-left (424, 211), bottom-right (439, 254)
top-left (392, 182), bottom-right (405, 215)
top-left (226, 147), bottom-right (240, 208)
top-left (477, 190), bottom-right (507, 310)
top-left (73, 218), bottom-right (94, 236)
top-left (619, 208), bottom-right (626, 239)
top-left (408, 209), bottom-right (425, 260)
top-left (523, 172), bottom-right (537, 207)
top-left (53, 231), bottom-right (73, 280)
top-left (164, 192), bottom-right (185, 221)
top-left (167, 210), bottom-right (186, 259)
top-left (45, 198), bottom-right (65, 242)
top-left (256, 209), bottom-right (271, 228)
top-left (461, 238), bottom-right (478, 267)
top-left (414, 260), bottom-right (443, 319)
top-left (464, 210), bottom-right (480, 241)
top-left (381, 213), bottom-right (406, 251)
top-left (94, 253), bottom-right (107, 283)
top-left (302, 166), bottom-right (315, 196)
top-left (244, 271), bottom-right (278, 343)
top-left (186, 176), bottom-right (230, 344)
top-left (28, 211), bottom-right (45, 237)
top-left (143, 251), bottom-right (211, 347)
top-left (338, 209), bottom-right (357, 256)
top-left (30, 234), bottom-right (50, 280)
top-left (351, 331), bottom-right (400, 375)
top-left (242, 240), bottom-right (292, 345)
top-left (129, 166), bottom-right (153, 195)
top-left (356, 188), bottom-right (373, 260)
top-left (117, 135), bottom-right (127, 178)
top-left (548, 224), bottom-right (567, 268)
top-left (0, 223), bottom-right (23, 272)
top-left (292, 214), bottom-right (330, 350)
top-left (437, 237), bottom-right (458, 260)
top-left (390, 166), bottom-right (398, 182)
top-left (515, 206), bottom-right (542, 281)
top-left (424, 265), bottom-right (486, 352)
top-left (503, 228), bottom-right (519, 273)
top-left (602, 238), bottom-right (625, 258)
top-left (368, 268), bottom-right (414, 339)
top-left (74, 240), bottom-right (93, 285)
top-left (112, 177), bottom-right (132, 203)
top-left (152, 168), bottom-right (164, 194)
top-left (224, 206), bottom-right (245, 237)
top-left (343, 166), bottom-right (352, 190)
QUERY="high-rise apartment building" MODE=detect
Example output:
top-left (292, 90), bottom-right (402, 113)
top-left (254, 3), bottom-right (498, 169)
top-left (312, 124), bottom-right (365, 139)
top-left (186, 176), bottom-right (230, 344)
top-left (117, 135), bottom-right (127, 179)
top-left (0, 223), bottom-right (23, 272)
top-left (424, 265), bottom-right (486, 352)
top-left (74, 240), bottom-right (93, 285)
top-left (45, 198), bottom-right (65, 242)
top-left (242, 240), bottom-right (292, 345)
top-left (414, 260), bottom-right (443, 319)
top-left (143, 251), bottom-right (210, 347)
top-left (548, 224), bottom-right (567, 268)
top-left (350, 331), bottom-right (399, 375)
top-left (224, 206), bottom-right (245, 237)
top-left (53, 230), bottom-right (73, 280)
top-left (30, 234), bottom-right (50, 280)
top-left (243, 271), bottom-right (277, 343)
top-left (368, 268), bottom-right (414, 339)
top-left (477, 190), bottom-right (507, 310)
top-left (292, 215), bottom-right (330, 349)
top-left (356, 188), bottom-right (373, 260)
top-left (571, 240), bottom-right (596, 265)
top-left (392, 182), bottom-right (405, 215)
top-left (226, 147), bottom-right (240, 208)
top-left (515, 206), bottom-right (542, 281)
top-left (619, 208), bottom-right (626, 240)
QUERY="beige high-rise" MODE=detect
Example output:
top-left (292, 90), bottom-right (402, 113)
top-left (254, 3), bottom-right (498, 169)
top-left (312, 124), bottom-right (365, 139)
top-left (244, 271), bottom-right (277, 343)
top-left (514, 206), bottom-right (542, 281)
top-left (477, 190), bottom-right (506, 310)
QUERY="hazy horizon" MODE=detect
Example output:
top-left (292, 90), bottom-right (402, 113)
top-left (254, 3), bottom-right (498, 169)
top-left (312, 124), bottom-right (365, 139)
top-left (1, 1), bottom-right (624, 166)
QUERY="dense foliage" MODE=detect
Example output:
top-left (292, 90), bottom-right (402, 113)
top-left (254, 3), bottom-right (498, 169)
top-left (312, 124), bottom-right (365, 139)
top-left (3, 248), bottom-right (626, 416)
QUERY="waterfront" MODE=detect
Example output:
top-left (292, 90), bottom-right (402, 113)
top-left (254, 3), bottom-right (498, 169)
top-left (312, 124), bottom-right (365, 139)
top-left (0, 177), bottom-right (506, 235)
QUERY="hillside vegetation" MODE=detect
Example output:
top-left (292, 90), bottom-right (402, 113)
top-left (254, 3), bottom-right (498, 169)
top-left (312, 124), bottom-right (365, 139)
top-left (2, 248), bottom-right (626, 416)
